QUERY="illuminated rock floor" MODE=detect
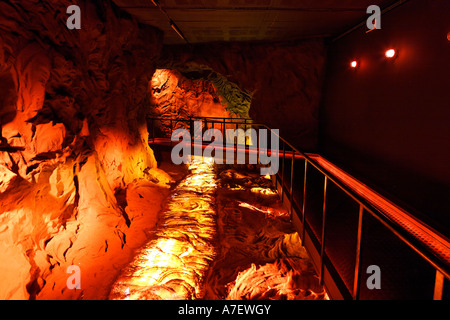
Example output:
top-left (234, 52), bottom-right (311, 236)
top-left (109, 158), bottom-right (328, 300)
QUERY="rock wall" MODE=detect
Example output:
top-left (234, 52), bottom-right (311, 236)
top-left (0, 0), bottom-right (167, 299)
top-left (160, 40), bottom-right (327, 151)
top-left (0, 0), bottom-right (327, 300)
top-left (150, 68), bottom-right (230, 122)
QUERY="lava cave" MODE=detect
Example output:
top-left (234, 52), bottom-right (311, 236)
top-left (0, 0), bottom-right (449, 302)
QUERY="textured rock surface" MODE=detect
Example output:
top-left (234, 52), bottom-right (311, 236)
top-left (151, 69), bottom-right (230, 117)
top-left (0, 0), bottom-right (327, 300)
top-left (0, 0), bottom-right (167, 299)
top-left (161, 40), bottom-right (327, 151)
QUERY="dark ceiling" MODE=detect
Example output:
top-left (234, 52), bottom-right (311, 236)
top-left (112, 0), bottom-right (398, 45)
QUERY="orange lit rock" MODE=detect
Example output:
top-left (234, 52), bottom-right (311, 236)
top-left (0, 245), bottom-right (32, 299)
top-left (0, 165), bottom-right (19, 193)
top-left (0, 0), bottom-right (165, 300)
top-left (150, 69), bottom-right (230, 125)
top-left (34, 122), bottom-right (66, 155)
top-left (226, 258), bottom-right (328, 300)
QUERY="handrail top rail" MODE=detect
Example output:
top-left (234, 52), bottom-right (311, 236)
top-left (189, 116), bottom-right (253, 121)
top-left (148, 116), bottom-right (253, 122)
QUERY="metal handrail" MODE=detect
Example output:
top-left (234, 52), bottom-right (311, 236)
top-left (147, 116), bottom-right (253, 123)
top-left (147, 116), bottom-right (450, 299)
top-left (147, 116), bottom-right (260, 147)
top-left (255, 122), bottom-right (450, 299)
top-left (189, 116), bottom-right (254, 122)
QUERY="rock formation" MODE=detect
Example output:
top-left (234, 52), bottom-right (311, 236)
top-left (0, 0), bottom-right (167, 299)
top-left (149, 69), bottom-right (231, 137)
top-left (0, 0), bottom-right (325, 300)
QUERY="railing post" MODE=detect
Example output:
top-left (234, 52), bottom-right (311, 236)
top-left (244, 119), bottom-right (247, 149)
top-left (280, 142), bottom-right (286, 202)
top-left (289, 151), bottom-right (295, 221)
top-left (257, 125), bottom-right (260, 165)
top-left (222, 118), bottom-right (226, 140)
top-left (190, 117), bottom-right (194, 157)
top-left (301, 160), bottom-right (308, 242)
top-left (170, 119), bottom-right (173, 147)
top-left (433, 270), bottom-right (444, 300)
top-left (353, 204), bottom-right (364, 300)
top-left (235, 122), bottom-right (239, 146)
top-left (319, 176), bottom-right (328, 285)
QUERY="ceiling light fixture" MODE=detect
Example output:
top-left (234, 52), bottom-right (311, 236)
top-left (350, 60), bottom-right (358, 68)
top-left (385, 49), bottom-right (397, 59)
top-left (151, 0), bottom-right (190, 44)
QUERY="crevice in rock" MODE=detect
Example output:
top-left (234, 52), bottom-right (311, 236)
top-left (115, 188), bottom-right (131, 227)
top-left (25, 249), bottom-right (42, 300)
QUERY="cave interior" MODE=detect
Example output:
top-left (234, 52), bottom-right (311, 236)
top-left (0, 0), bottom-right (449, 300)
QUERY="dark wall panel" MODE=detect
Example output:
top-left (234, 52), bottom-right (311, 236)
top-left (320, 0), bottom-right (450, 235)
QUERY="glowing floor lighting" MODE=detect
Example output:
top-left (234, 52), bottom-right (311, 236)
top-left (109, 157), bottom-right (328, 300)
top-left (250, 187), bottom-right (278, 195)
top-left (109, 157), bottom-right (217, 300)
top-left (226, 259), bottom-right (329, 300)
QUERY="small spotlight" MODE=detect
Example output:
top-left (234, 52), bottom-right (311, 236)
top-left (350, 60), bottom-right (358, 68)
top-left (385, 49), bottom-right (397, 59)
